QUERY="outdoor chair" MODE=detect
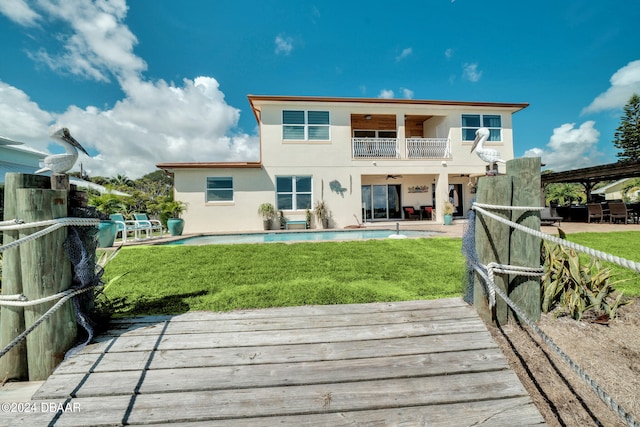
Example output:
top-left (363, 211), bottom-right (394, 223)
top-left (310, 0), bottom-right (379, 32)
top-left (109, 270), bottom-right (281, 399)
top-left (134, 213), bottom-right (163, 238)
top-left (419, 205), bottom-right (433, 220)
top-left (540, 207), bottom-right (563, 226)
top-left (586, 203), bottom-right (609, 223)
top-left (402, 206), bottom-right (420, 220)
top-left (109, 213), bottom-right (150, 242)
top-left (608, 201), bottom-right (632, 224)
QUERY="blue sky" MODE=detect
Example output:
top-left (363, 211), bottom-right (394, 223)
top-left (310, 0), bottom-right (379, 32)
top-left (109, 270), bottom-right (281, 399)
top-left (1, 0), bottom-right (639, 178)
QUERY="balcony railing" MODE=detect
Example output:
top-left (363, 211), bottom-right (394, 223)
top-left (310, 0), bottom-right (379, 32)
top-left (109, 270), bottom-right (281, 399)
top-left (352, 138), bottom-right (399, 159)
top-left (406, 138), bottom-right (450, 159)
top-left (351, 137), bottom-right (451, 159)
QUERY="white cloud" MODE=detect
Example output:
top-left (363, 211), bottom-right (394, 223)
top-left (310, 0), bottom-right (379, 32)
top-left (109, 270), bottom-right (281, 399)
top-left (10, 0), bottom-right (145, 82)
top-left (524, 121), bottom-right (602, 171)
top-left (463, 63), bottom-right (482, 82)
top-left (400, 88), bottom-right (414, 99)
top-left (444, 48), bottom-right (454, 60)
top-left (0, 0), bottom-right (40, 26)
top-left (275, 34), bottom-right (294, 55)
top-left (583, 60), bottom-right (640, 114)
top-left (396, 47), bottom-right (412, 62)
top-left (378, 89), bottom-right (394, 99)
top-left (0, 1), bottom-right (259, 179)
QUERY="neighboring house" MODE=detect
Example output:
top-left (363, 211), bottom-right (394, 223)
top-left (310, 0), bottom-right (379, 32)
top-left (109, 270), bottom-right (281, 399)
top-left (592, 178), bottom-right (640, 202)
top-left (157, 95), bottom-right (528, 233)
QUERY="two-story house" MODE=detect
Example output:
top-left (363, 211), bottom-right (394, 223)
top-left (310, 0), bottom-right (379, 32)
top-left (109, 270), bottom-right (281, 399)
top-left (157, 95), bottom-right (528, 233)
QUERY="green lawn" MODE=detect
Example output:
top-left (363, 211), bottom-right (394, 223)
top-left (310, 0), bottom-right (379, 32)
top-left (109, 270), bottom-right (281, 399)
top-left (103, 238), bottom-right (466, 315)
top-left (101, 231), bottom-right (640, 317)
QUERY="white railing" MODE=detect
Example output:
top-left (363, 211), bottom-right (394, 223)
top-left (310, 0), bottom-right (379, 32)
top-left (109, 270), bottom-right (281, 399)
top-left (352, 138), bottom-right (399, 159)
top-left (405, 138), bottom-right (451, 159)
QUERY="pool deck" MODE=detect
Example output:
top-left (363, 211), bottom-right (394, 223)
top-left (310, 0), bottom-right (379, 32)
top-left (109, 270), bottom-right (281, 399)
top-left (1, 298), bottom-right (545, 426)
top-left (118, 219), bottom-right (640, 247)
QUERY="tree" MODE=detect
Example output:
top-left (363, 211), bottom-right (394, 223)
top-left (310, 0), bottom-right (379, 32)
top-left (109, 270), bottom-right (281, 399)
top-left (613, 93), bottom-right (640, 161)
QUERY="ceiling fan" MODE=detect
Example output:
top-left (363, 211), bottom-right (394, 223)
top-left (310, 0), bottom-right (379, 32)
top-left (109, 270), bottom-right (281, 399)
top-left (386, 174), bottom-right (403, 180)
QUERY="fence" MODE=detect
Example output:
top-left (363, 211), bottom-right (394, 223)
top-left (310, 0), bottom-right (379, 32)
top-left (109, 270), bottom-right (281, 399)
top-left (468, 158), bottom-right (639, 427)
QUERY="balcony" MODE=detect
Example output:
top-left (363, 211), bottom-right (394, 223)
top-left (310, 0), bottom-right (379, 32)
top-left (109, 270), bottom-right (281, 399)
top-left (352, 138), bottom-right (450, 160)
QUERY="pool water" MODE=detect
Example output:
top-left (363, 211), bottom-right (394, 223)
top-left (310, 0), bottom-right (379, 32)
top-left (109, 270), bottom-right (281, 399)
top-left (166, 229), bottom-right (436, 245)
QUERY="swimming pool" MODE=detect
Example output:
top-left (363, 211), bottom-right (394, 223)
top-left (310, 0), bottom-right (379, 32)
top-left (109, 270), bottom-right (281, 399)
top-left (166, 229), bottom-right (436, 245)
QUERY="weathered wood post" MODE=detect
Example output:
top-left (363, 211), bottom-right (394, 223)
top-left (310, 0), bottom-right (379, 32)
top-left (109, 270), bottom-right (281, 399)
top-left (19, 185), bottom-right (76, 381)
top-left (0, 173), bottom-right (50, 380)
top-left (474, 174), bottom-right (512, 325)
top-left (474, 158), bottom-right (542, 325)
top-left (507, 158), bottom-right (541, 322)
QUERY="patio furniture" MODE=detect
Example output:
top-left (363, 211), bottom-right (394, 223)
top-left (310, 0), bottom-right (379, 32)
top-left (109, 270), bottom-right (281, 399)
top-left (109, 213), bottom-right (150, 242)
top-left (285, 219), bottom-right (307, 230)
top-left (540, 207), bottom-right (562, 226)
top-left (134, 213), bottom-right (164, 238)
top-left (419, 205), bottom-right (433, 220)
top-left (608, 201), bottom-right (632, 224)
top-left (586, 203), bottom-right (609, 223)
top-left (402, 206), bottom-right (420, 220)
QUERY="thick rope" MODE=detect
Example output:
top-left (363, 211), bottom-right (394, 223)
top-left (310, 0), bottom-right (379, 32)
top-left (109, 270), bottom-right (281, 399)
top-left (469, 202), bottom-right (640, 427)
top-left (0, 217), bottom-right (100, 253)
top-left (0, 286), bottom-right (96, 359)
top-left (473, 204), bottom-right (640, 273)
top-left (472, 202), bottom-right (545, 211)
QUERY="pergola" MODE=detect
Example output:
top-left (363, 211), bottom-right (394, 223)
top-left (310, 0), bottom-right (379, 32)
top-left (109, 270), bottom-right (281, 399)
top-left (541, 160), bottom-right (640, 202)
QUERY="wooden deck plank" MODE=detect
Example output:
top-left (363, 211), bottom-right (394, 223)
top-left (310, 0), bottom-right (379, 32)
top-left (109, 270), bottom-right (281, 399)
top-left (52, 331), bottom-right (497, 374)
top-left (85, 317), bottom-right (488, 353)
top-left (37, 348), bottom-right (510, 398)
top-left (105, 304), bottom-right (478, 336)
top-left (7, 299), bottom-right (545, 425)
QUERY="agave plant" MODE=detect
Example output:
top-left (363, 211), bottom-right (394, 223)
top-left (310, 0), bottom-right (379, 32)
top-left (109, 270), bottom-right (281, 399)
top-left (541, 239), bottom-right (628, 321)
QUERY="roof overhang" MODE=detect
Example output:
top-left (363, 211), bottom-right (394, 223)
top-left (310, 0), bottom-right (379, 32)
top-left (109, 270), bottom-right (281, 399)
top-left (248, 95), bottom-right (529, 124)
top-left (156, 161), bottom-right (262, 172)
top-left (541, 160), bottom-right (640, 185)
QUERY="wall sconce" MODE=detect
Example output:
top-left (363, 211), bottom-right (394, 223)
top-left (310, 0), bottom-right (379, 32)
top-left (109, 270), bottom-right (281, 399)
top-left (441, 161), bottom-right (447, 166)
top-left (365, 115), bottom-right (372, 120)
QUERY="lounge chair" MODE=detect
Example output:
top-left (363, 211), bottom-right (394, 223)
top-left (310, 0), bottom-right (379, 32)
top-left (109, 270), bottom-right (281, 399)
top-left (402, 206), bottom-right (420, 220)
top-left (586, 203), bottom-right (609, 223)
top-left (134, 213), bottom-right (163, 238)
top-left (109, 213), bottom-right (150, 242)
top-left (608, 201), bottom-right (632, 224)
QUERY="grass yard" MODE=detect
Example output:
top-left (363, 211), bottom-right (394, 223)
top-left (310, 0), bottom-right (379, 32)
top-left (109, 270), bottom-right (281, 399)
top-left (102, 238), bottom-right (466, 316)
top-left (100, 231), bottom-right (640, 317)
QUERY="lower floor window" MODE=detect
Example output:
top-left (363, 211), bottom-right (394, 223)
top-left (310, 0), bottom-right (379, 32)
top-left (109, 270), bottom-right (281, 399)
top-left (206, 176), bottom-right (233, 202)
top-left (276, 176), bottom-right (312, 210)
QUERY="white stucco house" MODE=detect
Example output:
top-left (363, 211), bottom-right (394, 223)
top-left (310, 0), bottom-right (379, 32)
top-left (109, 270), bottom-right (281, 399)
top-left (157, 95), bottom-right (528, 233)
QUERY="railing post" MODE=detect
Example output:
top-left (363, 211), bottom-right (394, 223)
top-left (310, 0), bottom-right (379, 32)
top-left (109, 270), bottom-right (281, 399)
top-left (507, 157), bottom-right (542, 322)
top-left (474, 174), bottom-right (513, 325)
top-left (0, 173), bottom-right (50, 380)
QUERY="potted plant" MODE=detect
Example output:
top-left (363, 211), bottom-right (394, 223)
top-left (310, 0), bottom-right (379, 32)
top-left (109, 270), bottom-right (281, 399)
top-left (258, 202), bottom-right (276, 230)
top-left (443, 201), bottom-right (455, 225)
top-left (313, 200), bottom-right (330, 229)
top-left (278, 210), bottom-right (286, 230)
top-left (305, 208), bottom-right (311, 229)
top-left (161, 200), bottom-right (187, 236)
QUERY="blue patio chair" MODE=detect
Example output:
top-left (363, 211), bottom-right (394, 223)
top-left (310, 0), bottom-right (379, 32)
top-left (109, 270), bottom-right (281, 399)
top-left (109, 213), bottom-right (149, 242)
top-left (134, 213), bottom-right (163, 238)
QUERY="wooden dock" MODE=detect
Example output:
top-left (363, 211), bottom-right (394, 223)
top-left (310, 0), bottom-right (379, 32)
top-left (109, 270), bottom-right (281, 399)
top-left (3, 298), bottom-right (545, 426)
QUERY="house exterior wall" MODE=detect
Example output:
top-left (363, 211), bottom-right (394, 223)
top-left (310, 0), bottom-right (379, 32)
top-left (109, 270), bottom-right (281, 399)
top-left (164, 96), bottom-right (527, 234)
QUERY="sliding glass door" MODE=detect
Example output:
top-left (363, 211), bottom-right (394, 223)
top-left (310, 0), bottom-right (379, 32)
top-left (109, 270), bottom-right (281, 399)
top-left (362, 184), bottom-right (401, 221)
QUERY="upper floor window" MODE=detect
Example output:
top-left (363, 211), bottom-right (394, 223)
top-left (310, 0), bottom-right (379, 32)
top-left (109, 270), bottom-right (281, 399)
top-left (276, 175), bottom-right (312, 210)
top-left (283, 110), bottom-right (330, 140)
top-left (206, 176), bottom-right (233, 202)
top-left (461, 114), bottom-right (502, 142)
